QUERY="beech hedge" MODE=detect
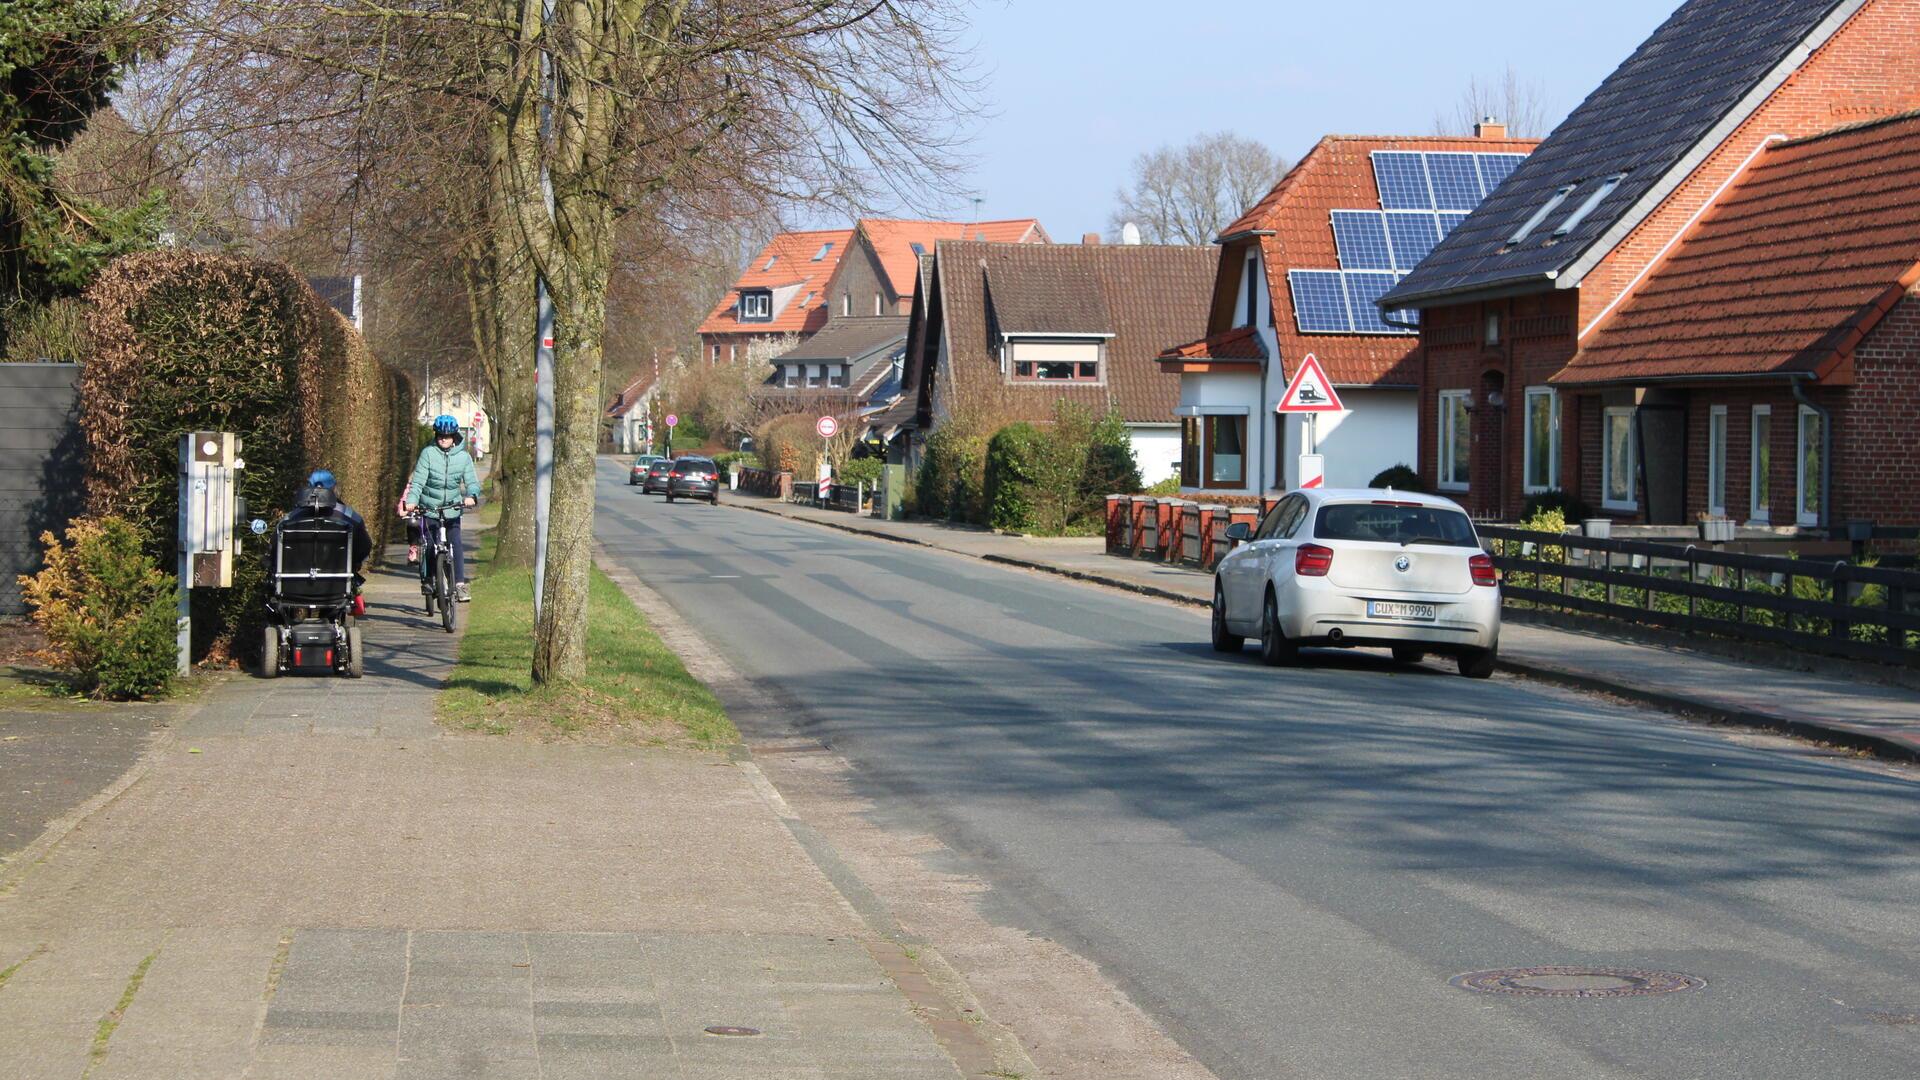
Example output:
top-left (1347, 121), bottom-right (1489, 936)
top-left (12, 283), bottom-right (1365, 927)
top-left (78, 251), bottom-right (413, 661)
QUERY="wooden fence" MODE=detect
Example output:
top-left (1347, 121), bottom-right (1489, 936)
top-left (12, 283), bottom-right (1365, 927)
top-left (1480, 525), bottom-right (1920, 668)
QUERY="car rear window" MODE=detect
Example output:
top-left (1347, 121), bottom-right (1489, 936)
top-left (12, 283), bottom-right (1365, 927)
top-left (1314, 503), bottom-right (1477, 547)
top-left (672, 459), bottom-right (712, 474)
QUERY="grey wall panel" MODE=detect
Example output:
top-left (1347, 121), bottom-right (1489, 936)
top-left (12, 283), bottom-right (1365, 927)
top-left (0, 364), bottom-right (84, 615)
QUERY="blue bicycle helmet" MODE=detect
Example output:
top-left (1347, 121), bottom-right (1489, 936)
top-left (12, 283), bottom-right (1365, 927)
top-left (432, 414), bottom-right (461, 438)
top-left (307, 469), bottom-right (336, 490)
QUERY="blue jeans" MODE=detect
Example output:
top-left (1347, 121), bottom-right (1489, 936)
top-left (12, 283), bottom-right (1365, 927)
top-left (422, 515), bottom-right (467, 584)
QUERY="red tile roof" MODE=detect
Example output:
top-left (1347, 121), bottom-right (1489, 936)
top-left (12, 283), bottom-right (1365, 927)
top-left (1222, 134), bottom-right (1538, 386)
top-left (697, 228), bottom-right (852, 337)
top-left (606, 372), bottom-right (655, 416)
top-left (1156, 325), bottom-right (1266, 365)
top-left (931, 241), bottom-right (1217, 424)
top-left (860, 218), bottom-right (1046, 298)
top-left (1560, 111), bottom-right (1920, 386)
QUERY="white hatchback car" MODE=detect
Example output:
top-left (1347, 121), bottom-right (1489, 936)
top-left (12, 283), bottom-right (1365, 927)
top-left (1211, 488), bottom-right (1501, 677)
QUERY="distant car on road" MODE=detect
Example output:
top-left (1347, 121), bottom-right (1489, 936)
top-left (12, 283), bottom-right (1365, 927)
top-left (641, 457), bottom-right (674, 494)
top-left (1210, 488), bottom-right (1500, 677)
top-left (628, 454), bottom-right (663, 485)
top-left (666, 456), bottom-right (720, 505)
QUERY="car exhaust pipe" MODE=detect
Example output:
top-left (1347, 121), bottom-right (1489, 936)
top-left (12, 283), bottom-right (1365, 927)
top-left (1328, 628), bottom-right (1344, 643)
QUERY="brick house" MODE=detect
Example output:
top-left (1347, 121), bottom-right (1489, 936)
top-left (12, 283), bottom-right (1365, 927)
top-left (904, 240), bottom-right (1218, 483)
top-left (1381, 0), bottom-right (1920, 526)
top-left (698, 218), bottom-right (1045, 367)
top-left (1154, 128), bottom-right (1536, 495)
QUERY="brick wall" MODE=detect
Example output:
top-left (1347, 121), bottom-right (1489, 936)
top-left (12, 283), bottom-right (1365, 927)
top-left (1833, 288), bottom-right (1920, 524)
top-left (1578, 0), bottom-right (1920, 329)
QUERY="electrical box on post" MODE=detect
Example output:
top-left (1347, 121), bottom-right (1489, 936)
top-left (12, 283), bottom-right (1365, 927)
top-left (178, 431), bottom-right (245, 588)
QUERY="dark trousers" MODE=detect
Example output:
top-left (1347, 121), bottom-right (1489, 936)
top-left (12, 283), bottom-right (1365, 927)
top-left (423, 515), bottom-right (468, 584)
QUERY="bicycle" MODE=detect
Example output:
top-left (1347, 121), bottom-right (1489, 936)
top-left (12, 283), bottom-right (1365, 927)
top-left (414, 508), bottom-right (458, 633)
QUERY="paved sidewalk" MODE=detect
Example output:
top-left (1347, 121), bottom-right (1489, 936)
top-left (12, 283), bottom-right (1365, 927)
top-left (729, 494), bottom-right (1920, 761)
top-left (0, 546), bottom-right (972, 1079)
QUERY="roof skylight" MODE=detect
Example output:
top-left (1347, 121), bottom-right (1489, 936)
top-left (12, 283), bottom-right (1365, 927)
top-left (1553, 173), bottom-right (1627, 238)
top-left (812, 243), bottom-right (833, 261)
top-left (1508, 184), bottom-right (1576, 245)
top-left (763, 254), bottom-right (778, 271)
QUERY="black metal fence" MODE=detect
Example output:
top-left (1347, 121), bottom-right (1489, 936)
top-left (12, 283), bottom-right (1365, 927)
top-left (1480, 525), bottom-right (1920, 668)
top-left (790, 481), bottom-right (864, 514)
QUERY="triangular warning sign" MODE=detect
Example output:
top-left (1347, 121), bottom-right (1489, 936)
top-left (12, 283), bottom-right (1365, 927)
top-left (1276, 353), bottom-right (1345, 413)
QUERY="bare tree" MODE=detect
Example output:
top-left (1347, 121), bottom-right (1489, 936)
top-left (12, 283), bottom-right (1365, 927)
top-left (1108, 132), bottom-right (1286, 245)
top-left (1434, 65), bottom-right (1554, 138)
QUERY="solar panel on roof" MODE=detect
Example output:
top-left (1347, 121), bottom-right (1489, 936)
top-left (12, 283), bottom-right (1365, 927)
top-left (1331, 211), bottom-right (1393, 271)
top-left (1288, 271), bottom-right (1351, 333)
top-left (1437, 212), bottom-right (1472, 238)
top-left (1475, 153), bottom-right (1524, 194)
top-left (1425, 154), bottom-right (1483, 211)
top-left (1343, 273), bottom-right (1411, 335)
top-left (1372, 152), bottom-right (1432, 211)
top-left (1385, 213), bottom-right (1441, 271)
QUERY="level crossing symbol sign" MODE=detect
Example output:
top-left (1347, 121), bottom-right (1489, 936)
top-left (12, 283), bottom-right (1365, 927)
top-left (1276, 353), bottom-right (1344, 413)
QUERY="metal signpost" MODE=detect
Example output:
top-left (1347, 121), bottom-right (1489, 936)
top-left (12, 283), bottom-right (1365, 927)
top-left (1276, 353), bottom-right (1345, 490)
top-left (816, 415), bottom-right (838, 496)
top-left (665, 412), bottom-right (678, 457)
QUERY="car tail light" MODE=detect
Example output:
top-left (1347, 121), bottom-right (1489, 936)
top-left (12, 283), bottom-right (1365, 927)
top-left (1295, 544), bottom-right (1334, 577)
top-left (1470, 553), bottom-right (1499, 586)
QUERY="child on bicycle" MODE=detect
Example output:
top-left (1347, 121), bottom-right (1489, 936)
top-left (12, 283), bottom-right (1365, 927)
top-left (402, 414), bottom-right (480, 602)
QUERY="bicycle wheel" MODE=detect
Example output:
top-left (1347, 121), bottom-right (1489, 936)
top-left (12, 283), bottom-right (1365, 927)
top-left (438, 555), bottom-right (455, 633)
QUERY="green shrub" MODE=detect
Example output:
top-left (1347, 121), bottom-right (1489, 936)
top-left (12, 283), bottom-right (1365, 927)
top-left (18, 516), bottom-right (178, 700)
top-left (1369, 464), bottom-right (1426, 492)
top-left (1080, 409), bottom-right (1142, 506)
top-left (712, 450), bottom-right (753, 474)
top-left (1144, 475), bottom-right (1182, 496)
top-left (985, 422), bottom-right (1043, 531)
top-left (916, 424), bottom-right (988, 523)
top-left (836, 456), bottom-right (883, 489)
top-left (756, 412), bottom-right (818, 475)
top-left (1521, 490), bottom-right (1596, 525)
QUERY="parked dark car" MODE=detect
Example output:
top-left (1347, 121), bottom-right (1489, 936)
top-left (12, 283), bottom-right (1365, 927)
top-left (666, 456), bottom-right (719, 504)
top-left (628, 454), bottom-right (663, 485)
top-left (642, 457), bottom-right (674, 494)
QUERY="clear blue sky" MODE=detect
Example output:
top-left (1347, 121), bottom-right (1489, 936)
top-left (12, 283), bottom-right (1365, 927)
top-left (921, 0), bottom-right (1681, 239)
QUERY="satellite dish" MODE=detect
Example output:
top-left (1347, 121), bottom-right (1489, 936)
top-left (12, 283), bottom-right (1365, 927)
top-left (1121, 222), bottom-right (1142, 245)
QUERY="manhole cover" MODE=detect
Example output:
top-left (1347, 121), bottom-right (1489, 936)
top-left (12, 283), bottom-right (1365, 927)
top-left (703, 1025), bottom-right (762, 1037)
top-left (1450, 966), bottom-right (1706, 998)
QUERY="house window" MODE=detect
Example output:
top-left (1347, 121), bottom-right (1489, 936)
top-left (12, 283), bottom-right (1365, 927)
top-left (1437, 390), bottom-right (1470, 491)
top-left (1181, 419), bottom-right (1199, 487)
top-left (1207, 416), bottom-right (1245, 487)
top-left (1708, 405), bottom-right (1727, 516)
top-left (1012, 360), bottom-right (1101, 381)
top-left (1522, 387), bottom-right (1559, 493)
top-left (741, 292), bottom-right (774, 320)
top-left (874, 293), bottom-right (884, 316)
top-left (452, 392), bottom-right (461, 409)
top-left (1602, 406), bottom-right (1637, 511)
top-left (1797, 405), bottom-right (1822, 526)
top-left (728, 344), bottom-right (737, 363)
top-left (711, 343), bottom-right (720, 363)
top-left (841, 293), bottom-right (850, 316)
top-left (763, 254), bottom-right (777, 271)
top-left (812, 242), bottom-right (833, 261)
top-left (1750, 405), bottom-right (1771, 523)
top-left (783, 368), bottom-right (798, 388)
top-left (1485, 311), bottom-right (1501, 345)
top-left (1243, 255), bottom-right (1258, 327)
top-left (829, 366), bottom-right (847, 389)
top-left (806, 367), bottom-right (823, 388)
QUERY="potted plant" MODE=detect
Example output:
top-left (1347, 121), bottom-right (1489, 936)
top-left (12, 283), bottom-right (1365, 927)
top-left (1696, 514), bottom-right (1735, 543)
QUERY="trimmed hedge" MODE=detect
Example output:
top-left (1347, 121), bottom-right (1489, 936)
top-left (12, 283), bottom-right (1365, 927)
top-left (984, 422), bottom-right (1042, 532)
top-left (79, 251), bottom-right (413, 662)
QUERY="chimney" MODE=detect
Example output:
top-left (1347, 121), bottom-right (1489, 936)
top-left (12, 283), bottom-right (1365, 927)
top-left (1475, 116), bottom-right (1508, 140)
top-left (1081, 232), bottom-right (1102, 245)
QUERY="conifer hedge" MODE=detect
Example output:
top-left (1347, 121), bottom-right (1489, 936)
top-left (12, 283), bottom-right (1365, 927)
top-left (78, 251), bottom-right (414, 661)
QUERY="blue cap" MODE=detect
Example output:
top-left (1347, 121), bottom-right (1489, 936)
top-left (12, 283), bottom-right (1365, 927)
top-left (307, 469), bottom-right (336, 490)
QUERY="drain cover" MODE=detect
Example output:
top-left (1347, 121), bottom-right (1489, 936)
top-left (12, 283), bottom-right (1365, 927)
top-left (703, 1025), bottom-right (762, 1037)
top-left (1450, 966), bottom-right (1705, 998)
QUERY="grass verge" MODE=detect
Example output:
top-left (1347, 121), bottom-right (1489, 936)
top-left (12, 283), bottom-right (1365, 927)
top-left (438, 530), bottom-right (736, 748)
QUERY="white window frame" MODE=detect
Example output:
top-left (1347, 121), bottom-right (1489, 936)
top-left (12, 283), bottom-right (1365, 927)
top-left (1796, 404), bottom-right (1822, 527)
top-left (1521, 386), bottom-right (1560, 494)
top-left (1601, 406), bottom-right (1638, 511)
top-left (1707, 405), bottom-right (1727, 516)
top-left (874, 293), bottom-right (884, 316)
top-left (711, 343), bottom-right (720, 363)
top-left (1749, 405), bottom-right (1771, 524)
top-left (783, 367), bottom-right (798, 389)
top-left (1437, 390), bottom-right (1470, 492)
top-left (841, 293), bottom-right (850, 317)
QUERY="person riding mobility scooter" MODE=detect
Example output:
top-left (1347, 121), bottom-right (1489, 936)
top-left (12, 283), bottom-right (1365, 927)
top-left (260, 471), bottom-right (373, 678)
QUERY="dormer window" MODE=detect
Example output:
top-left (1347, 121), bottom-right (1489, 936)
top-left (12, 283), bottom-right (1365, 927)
top-left (1508, 183), bottom-right (1576, 245)
top-left (811, 242), bottom-right (833, 261)
top-left (739, 290), bottom-right (773, 321)
top-left (1553, 173), bottom-right (1626, 238)
top-left (1008, 338), bottom-right (1103, 382)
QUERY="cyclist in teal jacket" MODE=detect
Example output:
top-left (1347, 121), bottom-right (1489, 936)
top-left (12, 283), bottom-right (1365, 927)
top-left (403, 414), bottom-right (480, 601)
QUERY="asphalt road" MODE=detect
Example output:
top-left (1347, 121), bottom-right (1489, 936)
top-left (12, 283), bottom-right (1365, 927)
top-left (594, 461), bottom-right (1920, 1080)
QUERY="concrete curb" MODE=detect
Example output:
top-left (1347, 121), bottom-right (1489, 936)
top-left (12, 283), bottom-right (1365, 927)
top-left (724, 496), bottom-right (1920, 766)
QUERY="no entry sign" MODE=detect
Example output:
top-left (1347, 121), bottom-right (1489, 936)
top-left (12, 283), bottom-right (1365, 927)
top-left (816, 415), bottom-right (839, 439)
